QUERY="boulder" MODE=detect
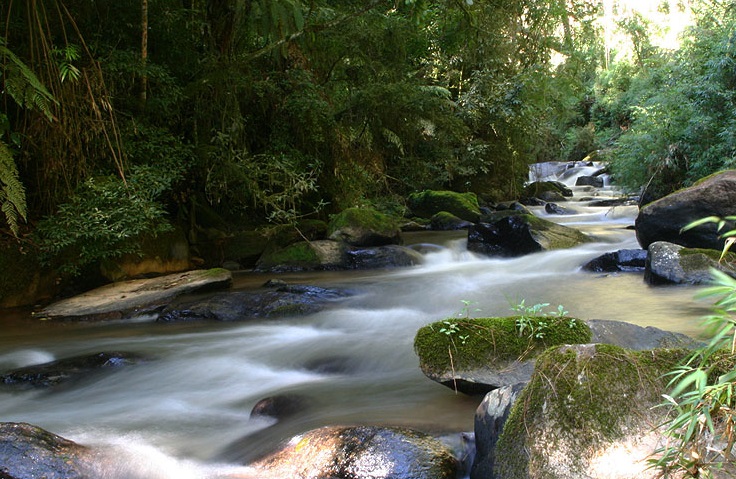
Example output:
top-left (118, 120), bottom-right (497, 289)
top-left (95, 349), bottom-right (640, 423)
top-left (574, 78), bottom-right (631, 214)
top-left (635, 170), bottom-right (736, 250)
top-left (250, 394), bottom-right (311, 420)
top-left (247, 425), bottom-right (458, 479)
top-left (328, 208), bottom-right (401, 246)
top-left (157, 284), bottom-right (351, 322)
top-left (346, 245), bottom-right (423, 269)
top-left (223, 230), bottom-right (269, 269)
top-left (408, 190), bottom-right (481, 222)
top-left (35, 268), bottom-right (233, 321)
top-left (0, 351), bottom-right (145, 389)
top-left (0, 422), bottom-right (94, 479)
top-left (575, 175), bottom-right (604, 187)
top-left (493, 344), bottom-right (690, 479)
top-left (467, 214), bottom-right (591, 258)
top-left (581, 249), bottom-right (647, 273)
top-left (413, 316), bottom-right (591, 394)
top-left (429, 211), bottom-right (473, 230)
top-left (543, 202), bottom-right (574, 215)
top-left (522, 181), bottom-right (573, 199)
top-left (644, 241), bottom-right (736, 285)
top-left (587, 319), bottom-right (703, 350)
top-left (471, 384), bottom-right (526, 479)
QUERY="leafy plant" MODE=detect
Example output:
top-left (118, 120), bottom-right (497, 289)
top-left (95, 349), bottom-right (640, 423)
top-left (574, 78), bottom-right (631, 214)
top-left (510, 299), bottom-right (572, 340)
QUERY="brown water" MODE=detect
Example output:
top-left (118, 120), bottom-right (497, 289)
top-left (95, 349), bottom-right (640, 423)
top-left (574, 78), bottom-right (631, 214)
top-left (0, 186), bottom-right (713, 477)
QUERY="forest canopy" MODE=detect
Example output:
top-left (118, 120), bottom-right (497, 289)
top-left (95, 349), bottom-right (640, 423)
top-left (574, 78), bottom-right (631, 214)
top-left (1, 0), bottom-right (734, 272)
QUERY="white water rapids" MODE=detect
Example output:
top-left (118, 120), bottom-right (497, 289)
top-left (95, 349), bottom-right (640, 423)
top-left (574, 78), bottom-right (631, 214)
top-left (0, 164), bottom-right (713, 477)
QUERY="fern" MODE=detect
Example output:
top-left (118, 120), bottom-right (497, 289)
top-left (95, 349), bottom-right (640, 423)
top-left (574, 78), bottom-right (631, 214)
top-left (0, 37), bottom-right (56, 120)
top-left (0, 141), bottom-right (27, 236)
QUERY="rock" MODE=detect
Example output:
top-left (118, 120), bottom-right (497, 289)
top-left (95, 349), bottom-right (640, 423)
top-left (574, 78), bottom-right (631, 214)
top-left (413, 316), bottom-right (591, 394)
top-left (35, 268), bottom-right (233, 321)
top-left (644, 241), bottom-right (736, 285)
top-left (247, 425), bottom-right (458, 479)
top-left (493, 344), bottom-right (691, 479)
top-left (255, 241), bottom-right (422, 272)
top-left (223, 230), bottom-right (269, 269)
top-left (587, 319), bottom-right (703, 350)
top-left (346, 245), bottom-right (424, 269)
top-left (0, 351), bottom-right (145, 389)
top-left (523, 181), bottom-right (573, 199)
top-left (581, 249), bottom-right (647, 272)
top-left (587, 198), bottom-right (637, 207)
top-left (0, 422), bottom-right (94, 478)
top-left (0, 242), bottom-right (58, 309)
top-left (328, 208), bottom-right (402, 246)
top-left (575, 175), bottom-right (604, 187)
top-left (467, 214), bottom-right (591, 258)
top-left (408, 190), bottom-right (481, 222)
top-left (544, 202), bottom-right (573, 215)
top-left (250, 394), bottom-right (311, 420)
top-left (429, 211), bottom-right (474, 230)
top-left (635, 169), bottom-right (736, 250)
top-left (471, 383), bottom-right (526, 479)
top-left (157, 284), bottom-right (351, 322)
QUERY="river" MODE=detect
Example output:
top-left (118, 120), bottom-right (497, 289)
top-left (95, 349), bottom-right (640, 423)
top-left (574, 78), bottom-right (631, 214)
top-left (0, 166), bottom-right (714, 477)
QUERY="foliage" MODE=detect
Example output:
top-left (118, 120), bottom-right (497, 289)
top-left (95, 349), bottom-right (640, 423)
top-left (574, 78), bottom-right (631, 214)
top-left (34, 164), bottom-right (183, 276)
top-left (509, 300), bottom-right (574, 340)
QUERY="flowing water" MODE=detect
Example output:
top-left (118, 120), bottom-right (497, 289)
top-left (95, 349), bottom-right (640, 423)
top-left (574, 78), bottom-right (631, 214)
top-left (0, 166), bottom-right (715, 477)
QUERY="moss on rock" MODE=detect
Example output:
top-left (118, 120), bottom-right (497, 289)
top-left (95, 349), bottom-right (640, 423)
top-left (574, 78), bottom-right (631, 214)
top-left (407, 190), bottom-right (481, 222)
top-left (327, 207), bottom-right (401, 246)
top-left (413, 316), bottom-right (591, 376)
top-left (494, 344), bottom-right (690, 479)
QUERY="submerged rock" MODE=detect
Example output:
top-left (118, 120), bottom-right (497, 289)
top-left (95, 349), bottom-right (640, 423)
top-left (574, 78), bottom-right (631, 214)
top-left (247, 425), bottom-right (458, 479)
top-left (0, 351), bottom-right (145, 389)
top-left (158, 284), bottom-right (351, 322)
top-left (467, 214), bottom-right (591, 258)
top-left (35, 268), bottom-right (233, 321)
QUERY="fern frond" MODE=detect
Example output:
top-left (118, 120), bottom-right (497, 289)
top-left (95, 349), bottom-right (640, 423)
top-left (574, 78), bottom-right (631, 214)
top-left (0, 140), bottom-right (27, 236)
top-left (0, 38), bottom-right (56, 120)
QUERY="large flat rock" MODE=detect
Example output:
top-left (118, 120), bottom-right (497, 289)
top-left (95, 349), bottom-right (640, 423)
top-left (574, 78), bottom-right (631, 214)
top-left (35, 268), bottom-right (232, 321)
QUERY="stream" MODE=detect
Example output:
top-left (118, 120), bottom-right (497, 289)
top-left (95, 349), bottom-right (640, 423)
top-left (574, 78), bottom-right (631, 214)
top-left (0, 165), bottom-right (715, 477)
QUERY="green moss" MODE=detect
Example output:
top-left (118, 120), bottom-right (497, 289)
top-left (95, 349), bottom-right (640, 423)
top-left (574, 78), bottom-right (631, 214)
top-left (407, 190), bottom-right (481, 222)
top-left (494, 344), bottom-right (690, 479)
top-left (327, 207), bottom-right (399, 236)
top-left (524, 214), bottom-right (592, 249)
top-left (413, 316), bottom-right (591, 375)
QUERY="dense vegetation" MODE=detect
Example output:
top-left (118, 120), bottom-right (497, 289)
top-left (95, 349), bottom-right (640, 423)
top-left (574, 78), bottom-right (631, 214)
top-left (0, 0), bottom-right (734, 274)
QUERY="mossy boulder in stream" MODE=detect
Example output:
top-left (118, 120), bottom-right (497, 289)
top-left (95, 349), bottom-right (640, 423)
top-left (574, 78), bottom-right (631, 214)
top-left (408, 190), bottom-right (481, 222)
top-left (467, 214), bottom-right (591, 258)
top-left (414, 316), bottom-right (591, 395)
top-left (327, 207), bottom-right (401, 246)
top-left (491, 344), bottom-right (690, 479)
top-left (645, 241), bottom-right (736, 285)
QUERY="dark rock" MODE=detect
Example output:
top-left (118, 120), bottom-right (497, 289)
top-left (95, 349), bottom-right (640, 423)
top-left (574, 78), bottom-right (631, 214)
top-left (587, 319), bottom-right (703, 350)
top-left (575, 175), bottom-right (604, 187)
top-left (582, 249), bottom-right (647, 273)
top-left (471, 384), bottom-right (526, 479)
top-left (0, 422), bottom-right (93, 478)
top-left (302, 355), bottom-right (353, 374)
top-left (467, 214), bottom-right (590, 258)
top-left (429, 211), bottom-right (473, 230)
top-left (635, 170), bottom-right (736, 249)
top-left (544, 202), bottom-right (574, 215)
top-left (346, 245), bottom-right (424, 269)
top-left (0, 352), bottom-right (145, 389)
top-left (523, 181), bottom-right (573, 198)
top-left (327, 208), bottom-right (401, 246)
top-left (248, 425), bottom-right (458, 479)
top-left (250, 394), bottom-right (310, 420)
top-left (587, 198), bottom-right (637, 207)
top-left (644, 241), bottom-right (736, 285)
top-left (408, 190), bottom-right (481, 222)
top-left (157, 285), bottom-right (351, 322)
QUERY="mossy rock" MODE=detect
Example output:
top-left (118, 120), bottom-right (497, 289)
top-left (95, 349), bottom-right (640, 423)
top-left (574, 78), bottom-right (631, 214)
top-left (429, 211), bottom-right (473, 231)
top-left (494, 343), bottom-right (690, 479)
top-left (523, 181), bottom-right (573, 199)
top-left (223, 230), bottom-right (268, 267)
top-left (407, 190), bottom-right (481, 222)
top-left (263, 220), bottom-right (329, 252)
top-left (645, 241), bottom-right (736, 285)
top-left (327, 207), bottom-right (401, 246)
top-left (414, 316), bottom-right (591, 394)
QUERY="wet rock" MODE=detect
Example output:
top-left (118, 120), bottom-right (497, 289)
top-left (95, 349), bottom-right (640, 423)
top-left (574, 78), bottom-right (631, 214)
top-left (0, 422), bottom-right (94, 478)
top-left (0, 351), bottom-right (145, 389)
top-left (429, 211), bottom-right (473, 230)
top-left (575, 175), bottom-right (604, 187)
top-left (587, 319), bottom-right (703, 350)
top-left (644, 241), bottom-right (736, 285)
top-left (302, 355), bottom-right (353, 374)
top-left (247, 425), bottom-right (458, 479)
top-left (523, 181), bottom-right (573, 199)
top-left (582, 249), bottom-right (647, 273)
top-left (408, 190), bottom-right (481, 222)
top-left (346, 245), bottom-right (423, 269)
top-left (635, 169), bottom-right (736, 250)
top-left (328, 208), bottom-right (402, 246)
top-left (471, 383), bottom-right (526, 479)
top-left (157, 285), bottom-right (351, 322)
top-left (544, 202), bottom-right (573, 215)
top-left (35, 268), bottom-right (233, 321)
top-left (467, 214), bottom-right (591, 258)
top-left (250, 394), bottom-right (311, 420)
